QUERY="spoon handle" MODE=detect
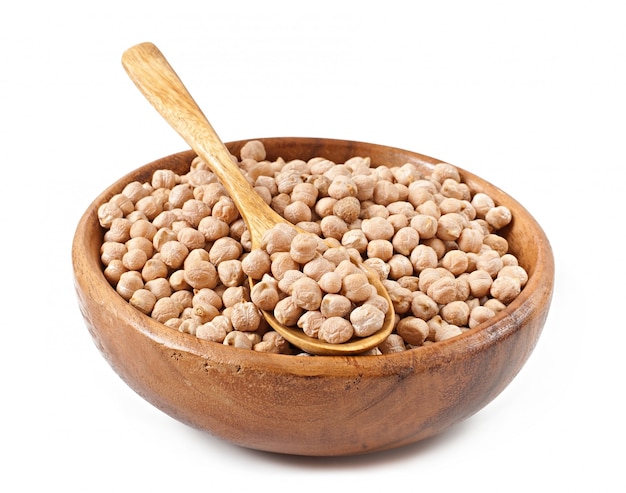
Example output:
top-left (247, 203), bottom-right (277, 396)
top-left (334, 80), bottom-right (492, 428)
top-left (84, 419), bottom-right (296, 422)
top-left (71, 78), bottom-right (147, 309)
top-left (121, 42), bottom-right (284, 245)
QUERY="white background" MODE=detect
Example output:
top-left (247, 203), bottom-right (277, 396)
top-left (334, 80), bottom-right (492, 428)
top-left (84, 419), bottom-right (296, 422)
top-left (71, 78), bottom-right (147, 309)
top-left (2, 1), bottom-right (623, 491)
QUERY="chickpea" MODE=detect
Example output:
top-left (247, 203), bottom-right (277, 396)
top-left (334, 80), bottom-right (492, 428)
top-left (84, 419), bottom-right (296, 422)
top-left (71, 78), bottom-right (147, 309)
top-left (184, 248), bottom-right (209, 269)
top-left (169, 269), bottom-right (189, 291)
top-left (342, 229), bottom-right (368, 253)
top-left (291, 182), bottom-right (319, 207)
top-left (427, 276), bottom-right (459, 305)
top-left (317, 271), bottom-right (343, 294)
top-left (332, 196), bottom-right (361, 224)
top-left (440, 178), bottom-right (470, 201)
top-left (274, 296), bottom-right (304, 326)
top-left (483, 234), bottom-right (509, 256)
top-left (410, 292), bottom-right (438, 320)
top-left (212, 196), bottom-right (240, 224)
top-left (490, 276), bottom-right (521, 304)
top-left (183, 260), bottom-right (218, 290)
top-left (320, 294), bottom-right (352, 319)
top-left (193, 288), bottom-right (223, 310)
top-left (151, 169), bottom-right (178, 190)
top-left (441, 250), bottom-right (469, 276)
top-left (440, 300), bottom-right (470, 326)
top-left (254, 331), bottom-right (291, 354)
top-left (277, 269), bottom-right (306, 295)
top-left (145, 278), bottom-right (172, 300)
top-left (177, 226), bottom-right (206, 250)
top-left (361, 216), bottom-right (394, 241)
top-left (122, 181), bottom-right (151, 204)
top-left (396, 317), bottom-right (429, 346)
top-left (97, 202), bottom-right (124, 228)
top-left (407, 183), bottom-right (434, 208)
top-left (314, 196), bottom-right (337, 218)
top-left (250, 280), bottom-right (280, 311)
top-left (122, 248), bottom-right (148, 271)
top-left (476, 250), bottom-right (503, 278)
top-left (221, 286), bottom-right (249, 308)
top-left (498, 265), bottom-right (528, 287)
top-left (457, 227), bottom-right (484, 253)
top-left (209, 237), bottom-right (243, 265)
top-left (104, 217), bottom-right (132, 243)
top-left (217, 259), bottom-right (245, 287)
top-left (297, 311), bottom-right (326, 338)
top-left (364, 293), bottom-right (390, 315)
top-left (196, 320), bottom-right (228, 342)
top-left (392, 226), bottom-right (420, 256)
top-left (390, 272), bottom-right (413, 290)
top-left (284, 200), bottom-right (312, 224)
top-left (350, 305), bottom-right (385, 337)
top-left (230, 302), bottom-right (262, 332)
top-left (341, 273), bottom-right (374, 303)
top-left (410, 244), bottom-right (438, 273)
top-left (469, 306), bottom-right (496, 328)
top-left (268, 194), bottom-right (287, 217)
top-left (116, 270), bottom-right (144, 300)
top-left (101, 241), bottom-right (127, 266)
top-left (327, 175), bottom-right (358, 199)
top-left (290, 277), bottom-right (323, 311)
top-left (431, 162), bottom-right (461, 184)
top-left (104, 259), bottom-right (127, 285)
top-left (378, 334), bottom-right (406, 354)
top-left (241, 249), bottom-right (272, 280)
top-left (240, 140), bottom-right (266, 161)
top-left (437, 213), bottom-right (466, 241)
top-left (320, 215), bottom-right (348, 240)
top-left (410, 214), bottom-right (438, 239)
top-left (151, 296), bottom-right (183, 324)
top-left (290, 232), bottom-right (322, 264)
top-left (160, 240), bottom-right (189, 269)
top-left (129, 289), bottom-right (157, 315)
top-left (363, 257), bottom-right (390, 281)
top-left (261, 223), bottom-right (298, 255)
top-left (387, 254), bottom-right (413, 280)
top-left (135, 195), bottom-right (164, 221)
top-left (318, 317), bottom-right (354, 344)
top-left (223, 331), bottom-right (255, 349)
top-left (434, 323), bottom-right (463, 342)
top-left (302, 256), bottom-right (335, 281)
top-left (152, 228), bottom-right (177, 251)
top-left (372, 180), bottom-right (399, 206)
top-left (471, 192), bottom-right (495, 217)
top-left (353, 174), bottom-right (375, 201)
top-left (367, 239), bottom-right (394, 262)
top-left (192, 302), bottom-right (219, 324)
top-left (382, 279), bottom-right (413, 314)
top-left (387, 213), bottom-right (409, 233)
top-left (468, 269), bottom-right (493, 298)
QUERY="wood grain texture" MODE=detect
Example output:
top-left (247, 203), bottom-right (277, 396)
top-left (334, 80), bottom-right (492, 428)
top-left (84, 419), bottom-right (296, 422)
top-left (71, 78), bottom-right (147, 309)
top-left (72, 138), bottom-right (554, 456)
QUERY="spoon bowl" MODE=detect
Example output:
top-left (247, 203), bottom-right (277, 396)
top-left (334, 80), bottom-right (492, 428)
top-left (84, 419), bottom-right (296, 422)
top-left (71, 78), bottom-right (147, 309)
top-left (121, 42), bottom-right (394, 355)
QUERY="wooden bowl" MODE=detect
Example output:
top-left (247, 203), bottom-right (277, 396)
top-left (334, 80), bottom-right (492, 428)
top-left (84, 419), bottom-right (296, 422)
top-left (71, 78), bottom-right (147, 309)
top-left (72, 137), bottom-right (554, 456)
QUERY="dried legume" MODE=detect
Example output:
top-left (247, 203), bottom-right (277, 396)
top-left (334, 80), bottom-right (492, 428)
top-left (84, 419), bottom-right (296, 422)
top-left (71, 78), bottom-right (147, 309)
top-left (99, 140), bottom-right (528, 355)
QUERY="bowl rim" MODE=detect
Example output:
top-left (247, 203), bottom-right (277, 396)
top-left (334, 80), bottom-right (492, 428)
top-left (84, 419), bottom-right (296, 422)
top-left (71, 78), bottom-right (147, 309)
top-left (73, 136), bottom-right (554, 377)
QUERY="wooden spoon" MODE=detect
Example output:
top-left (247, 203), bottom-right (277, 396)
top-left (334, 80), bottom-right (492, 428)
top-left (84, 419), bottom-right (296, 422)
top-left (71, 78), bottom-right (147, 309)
top-left (121, 42), bottom-right (394, 355)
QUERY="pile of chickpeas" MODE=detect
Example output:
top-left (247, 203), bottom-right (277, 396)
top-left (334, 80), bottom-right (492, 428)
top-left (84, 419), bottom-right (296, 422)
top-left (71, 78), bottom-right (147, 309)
top-left (98, 140), bottom-right (528, 355)
top-left (249, 223), bottom-right (390, 344)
